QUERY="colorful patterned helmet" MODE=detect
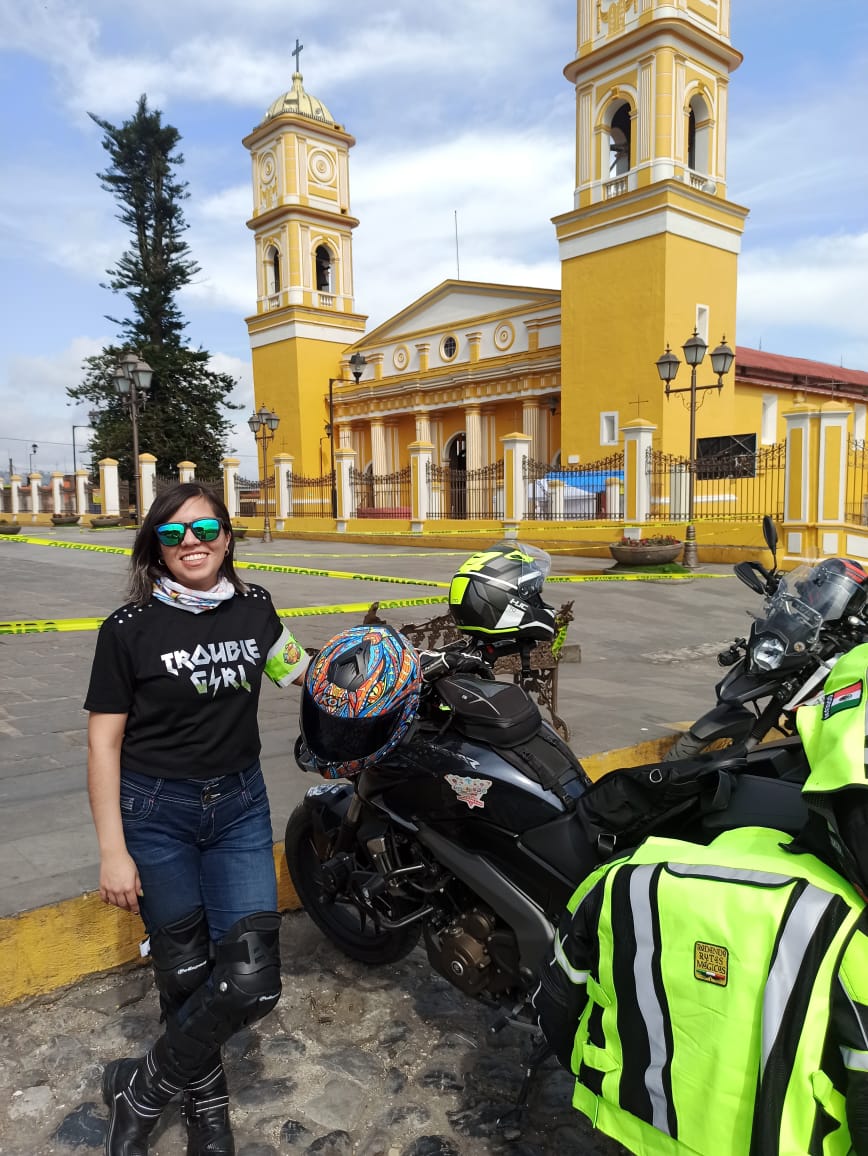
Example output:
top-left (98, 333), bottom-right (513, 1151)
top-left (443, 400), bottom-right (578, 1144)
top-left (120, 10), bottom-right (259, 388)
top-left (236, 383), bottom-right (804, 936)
top-left (300, 626), bottom-right (421, 778)
top-left (448, 541), bottom-right (556, 650)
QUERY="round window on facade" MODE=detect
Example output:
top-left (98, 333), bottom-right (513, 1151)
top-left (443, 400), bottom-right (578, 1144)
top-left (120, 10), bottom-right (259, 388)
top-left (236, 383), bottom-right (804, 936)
top-left (441, 335), bottom-right (458, 361)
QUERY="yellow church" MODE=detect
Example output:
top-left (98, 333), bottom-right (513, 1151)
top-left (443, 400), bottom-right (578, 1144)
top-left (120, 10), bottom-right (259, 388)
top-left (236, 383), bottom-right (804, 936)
top-left (239, 0), bottom-right (868, 552)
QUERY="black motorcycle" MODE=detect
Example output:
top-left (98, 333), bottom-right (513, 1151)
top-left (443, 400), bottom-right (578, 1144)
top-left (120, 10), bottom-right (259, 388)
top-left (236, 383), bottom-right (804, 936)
top-left (284, 647), bottom-right (808, 1018)
top-left (665, 517), bottom-right (868, 760)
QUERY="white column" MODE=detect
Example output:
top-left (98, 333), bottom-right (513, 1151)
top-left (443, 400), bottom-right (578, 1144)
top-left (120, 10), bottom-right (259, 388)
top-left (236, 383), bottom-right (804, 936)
top-left (335, 446), bottom-right (356, 532)
top-left (98, 458), bottom-right (120, 517)
top-left (370, 420), bottom-right (388, 475)
top-left (415, 411), bottom-right (432, 443)
top-left (408, 441), bottom-right (434, 532)
top-left (669, 464), bottom-right (689, 520)
top-left (222, 457), bottom-right (240, 518)
top-left (10, 475), bottom-right (20, 519)
top-left (51, 472), bottom-right (64, 515)
top-left (500, 432), bottom-right (532, 528)
top-left (522, 399), bottom-right (541, 461)
top-left (548, 477), bottom-right (565, 521)
top-left (465, 405), bottom-right (483, 472)
top-left (177, 460), bottom-right (196, 484)
top-left (29, 473), bottom-right (41, 520)
top-left (621, 420), bottom-right (656, 525)
top-left (139, 454), bottom-right (157, 518)
top-left (274, 453), bottom-right (293, 524)
top-left (605, 476), bottom-right (622, 520)
top-left (75, 470), bottom-right (89, 517)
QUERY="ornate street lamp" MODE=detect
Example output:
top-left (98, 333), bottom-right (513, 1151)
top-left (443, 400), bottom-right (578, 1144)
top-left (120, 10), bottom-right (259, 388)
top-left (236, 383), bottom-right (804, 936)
top-left (327, 353), bottom-right (367, 518)
top-left (112, 352), bottom-right (153, 524)
top-left (248, 404), bottom-right (280, 543)
top-left (655, 330), bottom-right (735, 568)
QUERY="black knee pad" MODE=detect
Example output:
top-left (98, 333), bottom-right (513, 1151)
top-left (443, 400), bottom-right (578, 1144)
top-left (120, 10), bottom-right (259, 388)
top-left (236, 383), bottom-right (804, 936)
top-left (164, 912), bottom-right (282, 1075)
top-left (149, 907), bottom-right (212, 1017)
top-left (211, 911), bottom-right (282, 1028)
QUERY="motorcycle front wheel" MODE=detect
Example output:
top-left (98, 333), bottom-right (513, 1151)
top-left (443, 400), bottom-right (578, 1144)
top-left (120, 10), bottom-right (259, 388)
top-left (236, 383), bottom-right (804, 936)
top-left (284, 804), bottom-right (422, 965)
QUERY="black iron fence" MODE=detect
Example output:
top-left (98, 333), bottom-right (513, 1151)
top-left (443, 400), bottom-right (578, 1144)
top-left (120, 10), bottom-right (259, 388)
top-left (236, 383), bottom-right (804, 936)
top-left (426, 460), bottom-right (504, 520)
top-left (235, 476), bottom-right (274, 521)
top-left (287, 471), bottom-right (332, 517)
top-left (647, 443), bottom-right (786, 521)
top-left (847, 438), bottom-right (868, 525)
top-left (523, 453), bottom-right (624, 520)
top-left (351, 467), bottom-right (412, 518)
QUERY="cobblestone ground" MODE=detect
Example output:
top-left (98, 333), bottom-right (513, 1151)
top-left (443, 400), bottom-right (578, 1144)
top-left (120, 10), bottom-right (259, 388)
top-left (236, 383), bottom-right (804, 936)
top-left (0, 913), bottom-right (626, 1156)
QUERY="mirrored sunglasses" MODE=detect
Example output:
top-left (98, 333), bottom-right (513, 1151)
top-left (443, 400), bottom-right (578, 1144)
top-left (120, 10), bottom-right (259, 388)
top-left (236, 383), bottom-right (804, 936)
top-left (155, 518), bottom-right (223, 547)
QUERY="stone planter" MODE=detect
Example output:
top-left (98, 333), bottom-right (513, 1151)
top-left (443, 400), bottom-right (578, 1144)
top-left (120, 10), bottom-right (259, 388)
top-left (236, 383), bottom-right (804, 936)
top-left (0, 523), bottom-right (22, 535)
top-left (51, 514), bottom-right (80, 526)
top-left (609, 542), bottom-right (683, 567)
top-left (90, 515), bottom-right (124, 528)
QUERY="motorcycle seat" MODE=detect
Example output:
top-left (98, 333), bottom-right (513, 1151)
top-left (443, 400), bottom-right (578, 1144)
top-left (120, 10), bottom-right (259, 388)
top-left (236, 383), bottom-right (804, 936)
top-left (700, 774), bottom-right (807, 837)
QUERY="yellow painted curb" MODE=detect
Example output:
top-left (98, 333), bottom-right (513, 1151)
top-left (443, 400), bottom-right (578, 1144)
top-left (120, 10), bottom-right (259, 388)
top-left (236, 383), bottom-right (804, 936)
top-left (0, 735), bottom-right (679, 1007)
top-left (0, 844), bottom-right (300, 1007)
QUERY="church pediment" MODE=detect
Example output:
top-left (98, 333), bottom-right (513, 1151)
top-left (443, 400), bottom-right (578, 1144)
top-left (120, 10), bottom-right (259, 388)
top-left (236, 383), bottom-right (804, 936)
top-left (360, 279), bottom-right (560, 345)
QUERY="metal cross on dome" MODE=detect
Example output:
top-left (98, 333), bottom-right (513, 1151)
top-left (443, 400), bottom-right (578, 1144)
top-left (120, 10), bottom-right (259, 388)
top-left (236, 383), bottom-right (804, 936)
top-left (292, 38), bottom-right (303, 72)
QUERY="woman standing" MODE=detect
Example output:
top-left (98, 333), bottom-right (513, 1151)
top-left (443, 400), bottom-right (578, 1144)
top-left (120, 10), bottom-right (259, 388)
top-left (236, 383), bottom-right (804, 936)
top-left (85, 482), bottom-right (308, 1155)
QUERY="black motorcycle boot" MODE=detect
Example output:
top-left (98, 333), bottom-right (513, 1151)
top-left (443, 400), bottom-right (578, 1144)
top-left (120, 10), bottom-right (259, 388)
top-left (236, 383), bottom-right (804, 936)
top-left (181, 1055), bottom-right (235, 1156)
top-left (102, 1047), bottom-right (183, 1156)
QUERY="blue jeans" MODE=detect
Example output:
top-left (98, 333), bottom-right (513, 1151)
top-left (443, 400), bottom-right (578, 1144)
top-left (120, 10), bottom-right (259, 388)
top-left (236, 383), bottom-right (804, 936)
top-left (120, 761), bottom-right (277, 942)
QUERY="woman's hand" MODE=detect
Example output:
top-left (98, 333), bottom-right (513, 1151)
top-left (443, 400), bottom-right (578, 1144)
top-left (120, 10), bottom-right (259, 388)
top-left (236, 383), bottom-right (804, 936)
top-left (99, 848), bottom-right (143, 914)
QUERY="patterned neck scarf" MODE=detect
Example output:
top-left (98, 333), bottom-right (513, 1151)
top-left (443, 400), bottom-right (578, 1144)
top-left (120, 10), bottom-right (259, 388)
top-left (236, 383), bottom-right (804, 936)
top-left (152, 574), bottom-right (236, 614)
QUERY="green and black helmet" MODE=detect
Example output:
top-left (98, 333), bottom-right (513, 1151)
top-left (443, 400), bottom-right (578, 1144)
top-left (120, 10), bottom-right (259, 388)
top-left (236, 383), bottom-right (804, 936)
top-left (448, 541), bottom-right (556, 653)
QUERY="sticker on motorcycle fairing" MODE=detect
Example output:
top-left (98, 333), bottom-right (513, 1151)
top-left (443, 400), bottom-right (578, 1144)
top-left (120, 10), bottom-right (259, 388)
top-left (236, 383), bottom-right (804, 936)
top-left (694, 941), bottom-right (728, 986)
top-left (445, 774), bottom-right (493, 809)
top-left (822, 679), bottom-right (863, 719)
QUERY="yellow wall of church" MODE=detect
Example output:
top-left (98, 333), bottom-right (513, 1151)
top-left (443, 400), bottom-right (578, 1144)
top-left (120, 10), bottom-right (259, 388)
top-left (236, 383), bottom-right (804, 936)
top-left (250, 337), bottom-right (347, 476)
top-left (559, 226), bottom-right (739, 463)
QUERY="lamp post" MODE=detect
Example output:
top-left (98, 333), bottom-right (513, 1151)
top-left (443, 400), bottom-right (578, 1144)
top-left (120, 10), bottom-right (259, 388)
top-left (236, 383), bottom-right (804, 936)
top-left (247, 404), bottom-right (280, 543)
top-left (655, 330), bottom-right (735, 568)
top-left (28, 443), bottom-right (38, 475)
top-left (111, 352), bottom-right (153, 524)
top-left (71, 425), bottom-right (92, 474)
top-left (327, 352), bottom-right (367, 518)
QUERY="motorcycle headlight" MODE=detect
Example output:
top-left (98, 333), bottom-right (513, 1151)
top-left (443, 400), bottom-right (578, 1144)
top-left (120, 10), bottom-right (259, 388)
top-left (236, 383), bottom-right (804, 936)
top-left (751, 635), bottom-right (786, 671)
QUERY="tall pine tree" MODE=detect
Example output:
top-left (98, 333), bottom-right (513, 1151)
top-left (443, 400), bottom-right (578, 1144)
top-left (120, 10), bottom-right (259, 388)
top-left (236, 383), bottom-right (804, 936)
top-left (68, 95), bottom-right (238, 479)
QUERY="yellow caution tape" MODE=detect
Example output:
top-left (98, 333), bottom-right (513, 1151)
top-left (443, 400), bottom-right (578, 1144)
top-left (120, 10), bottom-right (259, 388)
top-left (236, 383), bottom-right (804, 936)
top-left (0, 597), bottom-right (450, 635)
top-left (0, 535), bottom-right (131, 555)
top-left (234, 560), bottom-right (450, 586)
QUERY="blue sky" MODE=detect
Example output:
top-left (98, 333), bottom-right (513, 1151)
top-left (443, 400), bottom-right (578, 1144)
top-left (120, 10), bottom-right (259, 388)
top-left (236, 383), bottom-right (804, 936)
top-left (2, 0), bottom-right (867, 477)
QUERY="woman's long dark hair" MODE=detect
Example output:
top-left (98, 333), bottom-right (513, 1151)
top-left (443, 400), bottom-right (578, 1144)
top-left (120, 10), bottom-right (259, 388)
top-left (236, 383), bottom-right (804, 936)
top-left (127, 482), bottom-right (247, 606)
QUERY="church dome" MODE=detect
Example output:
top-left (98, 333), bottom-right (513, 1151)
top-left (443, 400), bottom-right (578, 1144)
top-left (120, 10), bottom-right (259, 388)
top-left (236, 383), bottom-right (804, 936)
top-left (263, 72), bottom-right (336, 127)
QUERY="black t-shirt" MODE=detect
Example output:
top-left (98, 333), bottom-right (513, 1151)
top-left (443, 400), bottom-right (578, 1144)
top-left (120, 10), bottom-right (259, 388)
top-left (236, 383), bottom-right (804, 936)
top-left (84, 585), bottom-right (305, 780)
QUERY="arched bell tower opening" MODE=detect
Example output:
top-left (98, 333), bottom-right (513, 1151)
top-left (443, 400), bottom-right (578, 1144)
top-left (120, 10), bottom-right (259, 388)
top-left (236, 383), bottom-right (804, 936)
top-left (687, 93), bottom-right (712, 178)
top-left (266, 245), bottom-right (281, 295)
top-left (608, 100), bottom-right (632, 177)
top-left (315, 244), bottom-right (333, 293)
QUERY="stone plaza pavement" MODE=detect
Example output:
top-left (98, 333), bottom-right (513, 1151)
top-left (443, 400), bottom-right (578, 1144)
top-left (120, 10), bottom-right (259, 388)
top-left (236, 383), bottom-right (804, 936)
top-left (0, 528), bottom-right (762, 1153)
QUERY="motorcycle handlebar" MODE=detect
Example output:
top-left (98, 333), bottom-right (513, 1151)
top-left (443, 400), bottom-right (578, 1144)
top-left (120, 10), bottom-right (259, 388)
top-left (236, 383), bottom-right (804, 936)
top-left (419, 649), bottom-right (495, 683)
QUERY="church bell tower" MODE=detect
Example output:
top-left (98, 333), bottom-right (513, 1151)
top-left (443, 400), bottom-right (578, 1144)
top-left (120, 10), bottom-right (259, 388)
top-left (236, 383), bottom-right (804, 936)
top-left (556, 0), bottom-right (748, 460)
top-left (243, 41), bottom-right (366, 475)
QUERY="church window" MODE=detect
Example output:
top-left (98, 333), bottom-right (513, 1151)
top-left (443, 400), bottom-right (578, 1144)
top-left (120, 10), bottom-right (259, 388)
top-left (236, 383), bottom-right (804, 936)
top-left (315, 245), bottom-right (333, 292)
top-left (609, 101), bottom-right (632, 176)
top-left (600, 411), bottom-right (619, 445)
top-left (266, 245), bottom-right (280, 295)
top-left (441, 335), bottom-right (458, 361)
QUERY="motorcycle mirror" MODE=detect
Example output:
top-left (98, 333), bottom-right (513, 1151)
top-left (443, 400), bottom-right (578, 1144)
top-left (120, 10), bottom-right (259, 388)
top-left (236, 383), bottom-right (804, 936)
top-left (762, 515), bottom-right (778, 568)
top-left (734, 561), bottom-right (767, 595)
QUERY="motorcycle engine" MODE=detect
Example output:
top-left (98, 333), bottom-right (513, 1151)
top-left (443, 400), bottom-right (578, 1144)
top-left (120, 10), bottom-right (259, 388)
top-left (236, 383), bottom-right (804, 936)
top-left (423, 908), bottom-right (518, 997)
